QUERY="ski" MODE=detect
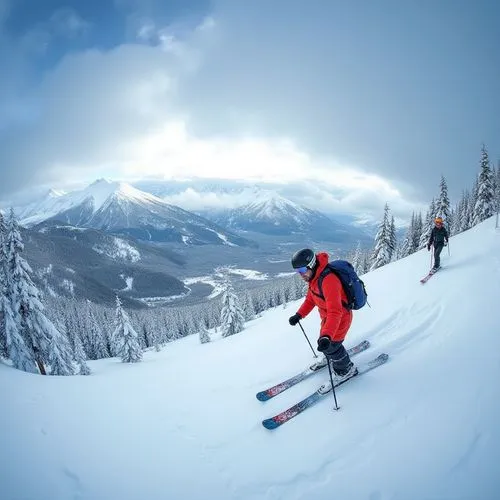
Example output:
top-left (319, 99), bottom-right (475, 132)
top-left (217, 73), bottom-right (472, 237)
top-left (420, 267), bottom-right (440, 284)
top-left (262, 353), bottom-right (389, 430)
top-left (256, 340), bottom-right (370, 402)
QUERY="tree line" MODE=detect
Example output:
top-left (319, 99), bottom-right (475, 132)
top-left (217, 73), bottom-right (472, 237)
top-left (350, 144), bottom-right (500, 272)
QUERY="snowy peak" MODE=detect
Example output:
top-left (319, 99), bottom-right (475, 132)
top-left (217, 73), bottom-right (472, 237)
top-left (242, 192), bottom-right (307, 220)
top-left (20, 180), bottom-right (255, 247)
top-left (210, 192), bottom-right (371, 243)
top-left (84, 179), bottom-right (163, 212)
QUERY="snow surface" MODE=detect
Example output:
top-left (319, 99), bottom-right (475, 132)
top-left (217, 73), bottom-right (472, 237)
top-left (92, 237), bottom-right (141, 263)
top-left (206, 228), bottom-right (238, 246)
top-left (120, 275), bottom-right (134, 291)
top-left (2, 217), bottom-right (500, 499)
top-left (184, 268), bottom-right (269, 299)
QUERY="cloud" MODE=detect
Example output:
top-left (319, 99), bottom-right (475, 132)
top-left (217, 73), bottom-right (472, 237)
top-left (5, 0), bottom-right (489, 222)
top-left (0, 11), bottom-right (217, 198)
top-left (157, 176), bottom-right (422, 224)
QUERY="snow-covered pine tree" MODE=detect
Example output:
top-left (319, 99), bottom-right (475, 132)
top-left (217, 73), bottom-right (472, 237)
top-left (473, 145), bottom-right (495, 225)
top-left (436, 175), bottom-right (451, 223)
top-left (240, 290), bottom-right (257, 321)
top-left (469, 179), bottom-right (479, 226)
top-left (420, 200), bottom-right (436, 249)
top-left (5, 209), bottom-right (75, 375)
top-left (389, 215), bottom-right (397, 261)
top-left (73, 333), bottom-right (91, 375)
top-left (0, 292), bottom-right (35, 371)
top-left (453, 192), bottom-right (466, 234)
top-left (370, 203), bottom-right (392, 270)
top-left (412, 213), bottom-right (423, 252)
top-left (496, 161), bottom-right (500, 227)
top-left (447, 209), bottom-right (455, 236)
top-left (400, 222), bottom-right (411, 259)
top-left (351, 241), bottom-right (364, 273)
top-left (85, 300), bottom-right (109, 359)
top-left (140, 313), bottom-right (161, 352)
top-left (461, 189), bottom-right (473, 232)
top-left (199, 323), bottom-right (211, 344)
top-left (401, 213), bottom-right (420, 258)
top-left (0, 210), bottom-right (7, 358)
top-left (219, 270), bottom-right (245, 338)
top-left (112, 296), bottom-right (142, 363)
top-left (496, 161), bottom-right (500, 210)
top-left (46, 321), bottom-right (76, 375)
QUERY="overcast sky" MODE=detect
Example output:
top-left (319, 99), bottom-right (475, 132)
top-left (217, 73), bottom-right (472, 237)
top-left (1, 0), bottom-right (499, 218)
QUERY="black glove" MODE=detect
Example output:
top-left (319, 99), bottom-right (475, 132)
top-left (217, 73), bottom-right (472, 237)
top-left (317, 336), bottom-right (332, 353)
top-left (427, 244), bottom-right (431, 251)
top-left (288, 313), bottom-right (301, 326)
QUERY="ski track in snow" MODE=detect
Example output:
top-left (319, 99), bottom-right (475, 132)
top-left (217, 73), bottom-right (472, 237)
top-left (367, 302), bottom-right (443, 355)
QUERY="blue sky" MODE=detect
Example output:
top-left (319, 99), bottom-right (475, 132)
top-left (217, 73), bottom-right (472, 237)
top-left (1, 0), bottom-right (499, 219)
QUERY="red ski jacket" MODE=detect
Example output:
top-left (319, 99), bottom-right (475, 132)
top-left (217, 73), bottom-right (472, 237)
top-left (297, 252), bottom-right (352, 342)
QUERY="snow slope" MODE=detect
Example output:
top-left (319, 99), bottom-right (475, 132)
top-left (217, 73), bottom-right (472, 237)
top-left (2, 217), bottom-right (500, 500)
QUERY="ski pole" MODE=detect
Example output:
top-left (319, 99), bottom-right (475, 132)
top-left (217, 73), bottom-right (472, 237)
top-left (297, 320), bottom-right (318, 358)
top-left (429, 244), bottom-right (434, 270)
top-left (326, 357), bottom-right (340, 411)
top-left (447, 240), bottom-right (450, 257)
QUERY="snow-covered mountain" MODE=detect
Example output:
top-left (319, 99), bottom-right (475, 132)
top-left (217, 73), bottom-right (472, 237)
top-left (206, 191), bottom-right (372, 243)
top-left (20, 179), bottom-right (254, 247)
top-left (2, 216), bottom-right (499, 499)
top-left (18, 223), bottom-right (189, 308)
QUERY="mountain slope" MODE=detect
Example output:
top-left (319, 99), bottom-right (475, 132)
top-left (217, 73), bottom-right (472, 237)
top-left (21, 223), bottom-right (189, 308)
top-left (21, 179), bottom-right (255, 247)
top-left (207, 191), bottom-right (372, 243)
top-left (1, 217), bottom-right (500, 499)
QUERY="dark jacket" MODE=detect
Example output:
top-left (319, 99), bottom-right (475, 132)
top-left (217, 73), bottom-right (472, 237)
top-left (428, 226), bottom-right (449, 247)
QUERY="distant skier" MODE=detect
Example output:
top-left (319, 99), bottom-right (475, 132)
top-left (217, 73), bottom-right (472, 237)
top-left (427, 217), bottom-right (449, 270)
top-left (288, 248), bottom-right (357, 386)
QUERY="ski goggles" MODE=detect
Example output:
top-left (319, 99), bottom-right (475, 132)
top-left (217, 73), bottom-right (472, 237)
top-left (295, 266), bottom-right (309, 274)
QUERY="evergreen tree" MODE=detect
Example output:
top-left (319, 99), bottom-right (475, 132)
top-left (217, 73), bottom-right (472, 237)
top-left (219, 271), bottom-right (245, 337)
top-left (420, 200), bottom-right (436, 248)
top-left (5, 209), bottom-right (74, 375)
top-left (469, 179), bottom-right (479, 227)
top-left (73, 333), bottom-right (91, 375)
top-left (400, 221), bottom-right (412, 258)
top-left (496, 161), bottom-right (500, 227)
top-left (1, 293), bottom-right (36, 372)
top-left (461, 189), bottom-right (472, 231)
top-left (85, 301), bottom-right (109, 359)
top-left (46, 323), bottom-right (75, 375)
top-left (436, 175), bottom-right (451, 222)
top-left (413, 213), bottom-right (423, 252)
top-left (112, 296), bottom-right (142, 363)
top-left (199, 323), bottom-right (211, 344)
top-left (473, 145), bottom-right (495, 224)
top-left (370, 203), bottom-right (392, 270)
top-left (496, 161), bottom-right (500, 210)
top-left (351, 241), bottom-right (364, 273)
top-left (389, 215), bottom-right (397, 261)
top-left (240, 291), bottom-right (256, 321)
top-left (0, 211), bottom-right (7, 358)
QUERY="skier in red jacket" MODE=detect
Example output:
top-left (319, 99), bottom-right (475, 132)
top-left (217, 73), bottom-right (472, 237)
top-left (288, 248), bottom-right (357, 384)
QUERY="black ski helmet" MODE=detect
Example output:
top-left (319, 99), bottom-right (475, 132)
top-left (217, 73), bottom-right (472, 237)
top-left (291, 248), bottom-right (317, 270)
